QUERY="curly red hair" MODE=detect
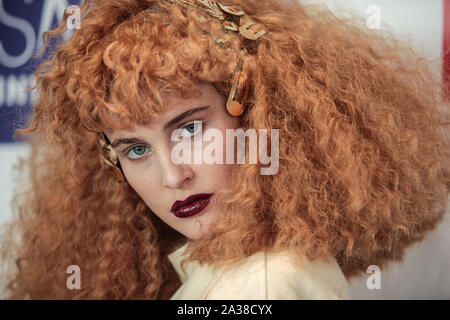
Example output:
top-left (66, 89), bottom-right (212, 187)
top-left (0, 0), bottom-right (448, 299)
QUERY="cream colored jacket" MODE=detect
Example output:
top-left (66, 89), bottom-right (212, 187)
top-left (168, 243), bottom-right (350, 300)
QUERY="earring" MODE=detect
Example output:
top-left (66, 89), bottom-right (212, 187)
top-left (98, 133), bottom-right (126, 183)
top-left (226, 58), bottom-right (250, 117)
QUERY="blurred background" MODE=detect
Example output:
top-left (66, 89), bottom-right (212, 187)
top-left (0, 0), bottom-right (449, 299)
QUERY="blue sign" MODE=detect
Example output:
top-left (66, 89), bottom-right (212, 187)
top-left (0, 0), bottom-right (81, 143)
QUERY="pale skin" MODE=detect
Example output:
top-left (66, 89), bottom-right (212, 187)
top-left (104, 82), bottom-right (240, 240)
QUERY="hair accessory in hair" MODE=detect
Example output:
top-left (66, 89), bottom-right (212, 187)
top-left (226, 57), bottom-right (250, 116)
top-left (162, 0), bottom-right (267, 40)
top-left (150, 0), bottom-right (267, 116)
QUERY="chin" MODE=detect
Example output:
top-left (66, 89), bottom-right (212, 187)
top-left (185, 232), bottom-right (203, 241)
top-left (185, 228), bottom-right (210, 241)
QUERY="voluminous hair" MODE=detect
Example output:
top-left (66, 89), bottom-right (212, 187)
top-left (1, 0), bottom-right (448, 299)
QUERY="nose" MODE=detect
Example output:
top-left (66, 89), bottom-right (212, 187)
top-left (159, 147), bottom-right (194, 189)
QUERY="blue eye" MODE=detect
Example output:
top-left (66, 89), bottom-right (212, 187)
top-left (180, 120), bottom-right (202, 138)
top-left (125, 121), bottom-right (203, 160)
top-left (126, 145), bottom-right (151, 160)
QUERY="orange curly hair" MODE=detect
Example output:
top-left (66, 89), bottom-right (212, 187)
top-left (0, 0), bottom-right (448, 299)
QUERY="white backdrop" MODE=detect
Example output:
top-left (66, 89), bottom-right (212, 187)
top-left (0, 0), bottom-right (448, 299)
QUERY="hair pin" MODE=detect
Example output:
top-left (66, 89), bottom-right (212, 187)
top-left (226, 58), bottom-right (250, 116)
top-left (145, 0), bottom-right (266, 118)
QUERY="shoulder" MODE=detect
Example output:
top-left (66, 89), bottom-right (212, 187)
top-left (204, 248), bottom-right (350, 300)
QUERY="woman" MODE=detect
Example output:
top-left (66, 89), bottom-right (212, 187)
top-left (0, 0), bottom-right (448, 299)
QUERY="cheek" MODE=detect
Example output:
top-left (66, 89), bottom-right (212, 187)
top-left (230, 115), bottom-right (240, 129)
top-left (204, 162), bottom-right (235, 189)
top-left (124, 168), bottom-right (162, 210)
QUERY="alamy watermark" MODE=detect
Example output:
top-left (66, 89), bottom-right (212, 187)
top-left (366, 5), bottom-right (381, 30)
top-left (66, 265), bottom-right (81, 290)
top-left (170, 121), bottom-right (279, 175)
top-left (66, 5), bottom-right (81, 30)
top-left (366, 265), bottom-right (381, 290)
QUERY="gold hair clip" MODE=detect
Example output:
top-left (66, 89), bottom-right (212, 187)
top-left (146, 0), bottom-right (266, 117)
top-left (217, 2), bottom-right (245, 16)
top-left (167, 0), bottom-right (267, 39)
top-left (239, 21), bottom-right (266, 40)
top-left (226, 57), bottom-right (250, 116)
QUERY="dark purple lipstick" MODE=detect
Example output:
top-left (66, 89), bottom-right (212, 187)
top-left (171, 193), bottom-right (213, 218)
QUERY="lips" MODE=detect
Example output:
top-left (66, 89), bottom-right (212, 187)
top-left (171, 193), bottom-right (213, 218)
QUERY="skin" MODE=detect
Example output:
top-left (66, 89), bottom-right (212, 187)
top-left (104, 82), bottom-right (240, 240)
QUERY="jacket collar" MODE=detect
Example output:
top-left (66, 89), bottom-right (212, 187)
top-left (167, 241), bottom-right (224, 299)
top-left (167, 242), bottom-right (197, 283)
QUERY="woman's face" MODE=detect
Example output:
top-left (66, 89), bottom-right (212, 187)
top-left (104, 82), bottom-right (240, 240)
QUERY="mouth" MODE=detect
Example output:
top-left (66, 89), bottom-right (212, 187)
top-left (170, 193), bottom-right (214, 218)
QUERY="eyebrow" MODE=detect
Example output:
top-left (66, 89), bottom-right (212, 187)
top-left (110, 105), bottom-right (210, 149)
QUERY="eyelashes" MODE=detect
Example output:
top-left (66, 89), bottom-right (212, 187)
top-left (173, 120), bottom-right (203, 140)
top-left (123, 120), bottom-right (204, 161)
top-left (126, 145), bottom-right (151, 160)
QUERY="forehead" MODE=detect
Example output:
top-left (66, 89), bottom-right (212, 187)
top-left (154, 82), bottom-right (217, 119)
top-left (162, 82), bottom-right (217, 106)
top-left (104, 82), bottom-right (222, 135)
